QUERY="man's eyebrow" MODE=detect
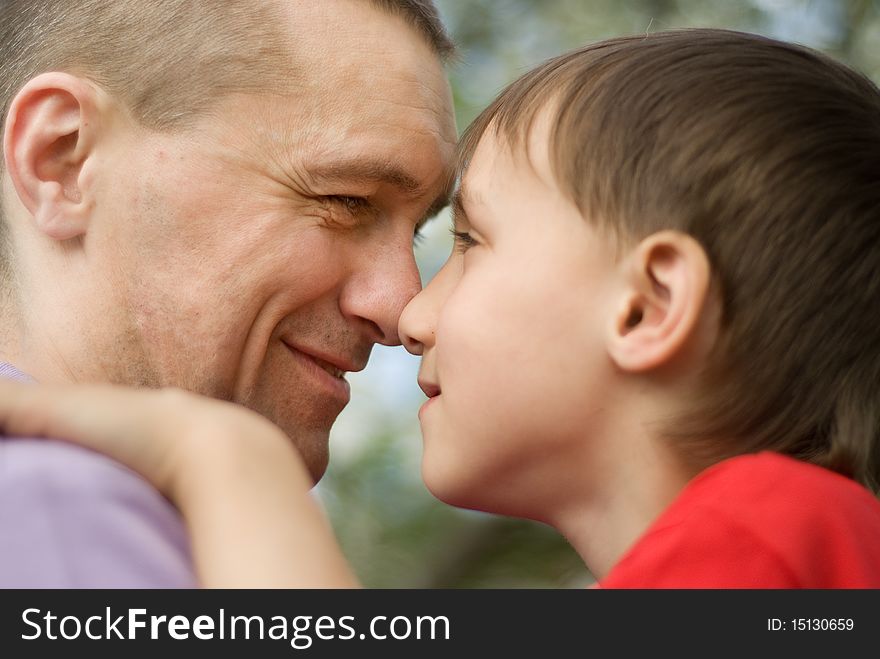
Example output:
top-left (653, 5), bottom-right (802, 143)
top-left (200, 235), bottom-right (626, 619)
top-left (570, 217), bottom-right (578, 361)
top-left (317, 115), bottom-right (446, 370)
top-left (309, 157), bottom-right (455, 234)
top-left (308, 159), bottom-right (424, 196)
top-left (415, 185), bottom-right (453, 233)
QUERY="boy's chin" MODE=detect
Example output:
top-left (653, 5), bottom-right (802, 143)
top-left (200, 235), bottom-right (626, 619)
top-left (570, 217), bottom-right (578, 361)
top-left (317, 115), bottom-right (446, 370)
top-left (421, 457), bottom-right (478, 509)
top-left (421, 456), bottom-right (510, 516)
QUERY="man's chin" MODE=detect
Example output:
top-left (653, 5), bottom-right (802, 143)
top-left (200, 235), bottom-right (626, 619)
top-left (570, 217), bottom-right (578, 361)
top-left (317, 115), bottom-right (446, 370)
top-left (238, 386), bottom-right (342, 484)
top-left (298, 435), bottom-right (330, 485)
top-left (270, 418), bottom-right (332, 485)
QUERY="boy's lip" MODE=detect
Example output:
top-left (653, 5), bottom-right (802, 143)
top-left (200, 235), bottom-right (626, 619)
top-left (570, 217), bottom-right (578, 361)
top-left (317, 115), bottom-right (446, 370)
top-left (418, 379), bottom-right (441, 398)
top-left (417, 379), bottom-right (441, 421)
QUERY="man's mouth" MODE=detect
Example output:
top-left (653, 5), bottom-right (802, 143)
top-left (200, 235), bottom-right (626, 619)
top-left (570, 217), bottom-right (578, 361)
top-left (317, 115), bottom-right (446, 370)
top-left (281, 339), bottom-right (366, 378)
top-left (308, 355), bottom-right (347, 380)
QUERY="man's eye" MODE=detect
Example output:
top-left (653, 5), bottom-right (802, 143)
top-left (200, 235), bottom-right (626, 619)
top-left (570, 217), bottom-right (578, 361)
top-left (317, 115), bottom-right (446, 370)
top-left (450, 229), bottom-right (478, 253)
top-left (318, 195), bottom-right (376, 230)
top-left (413, 225), bottom-right (426, 247)
top-left (325, 195), bottom-right (371, 214)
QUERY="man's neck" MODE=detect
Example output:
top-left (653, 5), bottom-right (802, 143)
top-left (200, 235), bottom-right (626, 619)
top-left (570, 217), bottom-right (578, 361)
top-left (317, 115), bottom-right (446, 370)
top-left (0, 309), bottom-right (88, 385)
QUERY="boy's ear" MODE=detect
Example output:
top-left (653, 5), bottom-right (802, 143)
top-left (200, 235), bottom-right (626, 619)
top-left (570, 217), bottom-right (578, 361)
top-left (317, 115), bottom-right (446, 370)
top-left (606, 230), bottom-right (711, 372)
top-left (3, 72), bottom-right (103, 241)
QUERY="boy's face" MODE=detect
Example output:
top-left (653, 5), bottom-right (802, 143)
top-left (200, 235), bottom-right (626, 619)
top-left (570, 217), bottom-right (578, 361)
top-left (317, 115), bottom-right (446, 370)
top-left (399, 120), bottom-right (621, 516)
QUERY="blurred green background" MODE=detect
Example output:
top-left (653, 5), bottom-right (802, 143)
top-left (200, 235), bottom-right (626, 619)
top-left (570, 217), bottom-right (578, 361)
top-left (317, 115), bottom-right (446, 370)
top-left (317, 0), bottom-right (880, 588)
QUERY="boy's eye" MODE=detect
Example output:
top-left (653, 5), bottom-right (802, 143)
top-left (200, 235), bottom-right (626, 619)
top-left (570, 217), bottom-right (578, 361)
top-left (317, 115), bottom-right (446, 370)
top-left (451, 229), bottom-right (478, 253)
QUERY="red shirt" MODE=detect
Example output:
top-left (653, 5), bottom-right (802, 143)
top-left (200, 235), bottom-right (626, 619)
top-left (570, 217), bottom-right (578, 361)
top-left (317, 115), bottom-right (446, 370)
top-left (600, 452), bottom-right (880, 588)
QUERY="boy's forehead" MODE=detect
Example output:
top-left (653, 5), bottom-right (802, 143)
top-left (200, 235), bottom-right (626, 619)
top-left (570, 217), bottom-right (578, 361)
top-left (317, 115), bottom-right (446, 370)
top-left (452, 123), bottom-right (580, 240)
top-left (464, 113), bottom-right (559, 198)
top-left (456, 132), bottom-right (503, 214)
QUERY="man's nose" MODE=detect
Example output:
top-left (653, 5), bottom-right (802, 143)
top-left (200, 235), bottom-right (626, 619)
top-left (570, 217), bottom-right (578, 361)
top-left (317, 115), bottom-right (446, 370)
top-left (339, 240), bottom-right (422, 346)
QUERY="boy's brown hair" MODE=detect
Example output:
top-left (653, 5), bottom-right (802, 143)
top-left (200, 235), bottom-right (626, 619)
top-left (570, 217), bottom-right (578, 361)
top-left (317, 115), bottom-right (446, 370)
top-left (458, 29), bottom-right (880, 493)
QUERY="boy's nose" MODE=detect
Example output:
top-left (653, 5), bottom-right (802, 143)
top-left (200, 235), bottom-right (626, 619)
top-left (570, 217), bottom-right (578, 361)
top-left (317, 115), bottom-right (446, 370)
top-left (398, 288), bottom-right (433, 356)
top-left (399, 255), bottom-right (461, 354)
top-left (399, 269), bottom-right (452, 356)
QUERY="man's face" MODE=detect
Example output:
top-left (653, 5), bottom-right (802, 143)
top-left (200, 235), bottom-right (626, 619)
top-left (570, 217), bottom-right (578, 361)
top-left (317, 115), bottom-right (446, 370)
top-left (90, 2), bottom-right (456, 480)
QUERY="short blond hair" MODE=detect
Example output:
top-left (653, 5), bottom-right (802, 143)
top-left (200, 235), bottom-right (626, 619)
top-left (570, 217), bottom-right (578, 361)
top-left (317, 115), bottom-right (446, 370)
top-left (0, 0), bottom-right (453, 276)
top-left (0, 0), bottom-right (452, 132)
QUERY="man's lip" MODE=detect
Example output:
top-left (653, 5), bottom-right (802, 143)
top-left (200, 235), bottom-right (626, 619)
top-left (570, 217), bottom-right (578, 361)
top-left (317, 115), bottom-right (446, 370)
top-left (282, 341), bottom-right (366, 375)
top-left (282, 342), bottom-right (351, 404)
top-left (418, 379), bottom-right (441, 398)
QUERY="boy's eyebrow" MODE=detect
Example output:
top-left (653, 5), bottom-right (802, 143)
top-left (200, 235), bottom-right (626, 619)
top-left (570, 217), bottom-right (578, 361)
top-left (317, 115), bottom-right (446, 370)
top-left (451, 183), bottom-right (477, 226)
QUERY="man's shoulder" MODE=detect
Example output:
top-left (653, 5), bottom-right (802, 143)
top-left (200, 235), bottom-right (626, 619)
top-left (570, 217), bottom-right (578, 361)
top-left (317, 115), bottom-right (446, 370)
top-left (1, 437), bottom-right (167, 512)
top-left (0, 437), bottom-right (196, 588)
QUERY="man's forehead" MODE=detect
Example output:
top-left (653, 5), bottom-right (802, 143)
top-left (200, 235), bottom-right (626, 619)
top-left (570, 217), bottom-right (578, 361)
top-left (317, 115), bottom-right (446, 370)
top-left (277, 0), bottom-right (442, 77)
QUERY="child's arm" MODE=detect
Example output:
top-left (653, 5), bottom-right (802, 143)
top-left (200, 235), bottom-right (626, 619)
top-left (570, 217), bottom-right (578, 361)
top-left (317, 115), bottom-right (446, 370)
top-left (0, 381), bottom-right (359, 588)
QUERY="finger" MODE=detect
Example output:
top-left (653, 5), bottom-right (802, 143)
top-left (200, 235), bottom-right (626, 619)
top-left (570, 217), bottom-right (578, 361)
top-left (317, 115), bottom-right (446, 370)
top-left (0, 380), bottom-right (76, 439)
top-left (1, 380), bottom-right (125, 440)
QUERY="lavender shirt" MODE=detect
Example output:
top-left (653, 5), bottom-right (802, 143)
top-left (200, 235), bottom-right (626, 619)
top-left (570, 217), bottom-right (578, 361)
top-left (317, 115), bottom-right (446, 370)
top-left (0, 363), bottom-right (196, 588)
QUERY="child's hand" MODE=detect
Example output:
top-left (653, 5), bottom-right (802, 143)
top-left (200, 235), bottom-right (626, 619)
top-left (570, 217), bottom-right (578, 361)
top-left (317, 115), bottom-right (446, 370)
top-left (0, 380), bottom-right (359, 588)
top-left (0, 381), bottom-right (277, 496)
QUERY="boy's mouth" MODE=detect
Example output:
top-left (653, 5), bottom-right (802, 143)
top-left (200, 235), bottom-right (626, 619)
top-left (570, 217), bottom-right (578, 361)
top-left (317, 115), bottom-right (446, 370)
top-left (418, 379), bottom-right (441, 399)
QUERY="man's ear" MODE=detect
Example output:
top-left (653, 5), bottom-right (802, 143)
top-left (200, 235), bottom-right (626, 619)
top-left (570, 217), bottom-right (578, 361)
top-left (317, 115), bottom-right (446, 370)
top-left (606, 230), bottom-right (711, 372)
top-left (3, 72), bottom-right (103, 241)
